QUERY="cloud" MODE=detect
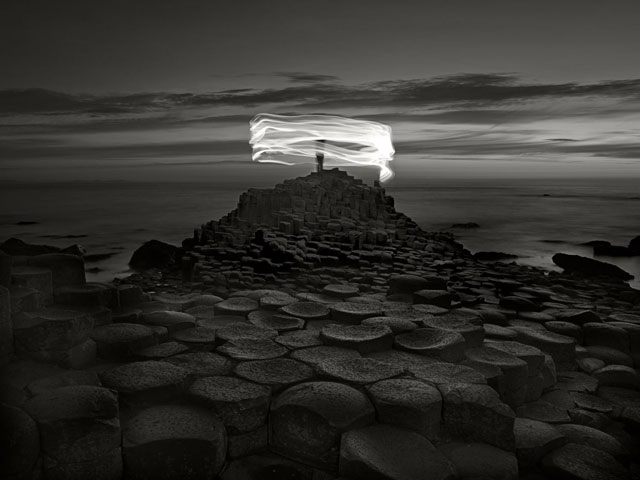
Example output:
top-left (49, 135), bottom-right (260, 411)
top-left (0, 138), bottom-right (249, 159)
top-left (2, 73), bottom-right (639, 172)
top-left (3, 74), bottom-right (639, 116)
top-left (274, 71), bottom-right (341, 83)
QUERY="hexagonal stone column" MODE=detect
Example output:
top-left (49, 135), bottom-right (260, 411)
top-left (0, 286), bottom-right (12, 365)
top-left (215, 297), bottom-right (260, 317)
top-left (141, 311), bottom-right (196, 333)
top-left (409, 362), bottom-right (487, 386)
top-left (438, 442), bottom-right (518, 480)
top-left (387, 274), bottom-right (447, 295)
top-left (323, 283), bottom-right (359, 299)
top-left (269, 381), bottom-right (375, 470)
top-left (281, 301), bottom-right (330, 320)
top-left (361, 316), bottom-right (417, 334)
top-left (14, 308), bottom-right (95, 367)
top-left (25, 385), bottom-right (122, 480)
top-left (394, 328), bottom-right (466, 363)
top-left (188, 375), bottom-right (271, 458)
top-left (583, 322), bottom-right (630, 352)
top-left (329, 302), bottom-right (384, 324)
top-left (188, 376), bottom-right (271, 433)
top-left (26, 253), bottom-right (85, 288)
top-left (218, 339), bottom-right (288, 361)
top-left (339, 424), bottom-right (454, 480)
top-left (100, 361), bottom-right (189, 405)
top-left (465, 346), bottom-right (529, 407)
top-left (422, 315), bottom-right (485, 348)
top-left (248, 311), bottom-right (304, 332)
top-left (317, 357), bottom-right (403, 386)
top-left (55, 283), bottom-right (114, 308)
top-left (91, 323), bottom-right (157, 360)
top-left (320, 324), bottom-right (393, 354)
top-left (438, 382), bottom-right (516, 451)
top-left (541, 443), bottom-right (628, 480)
top-left (366, 379), bottom-right (442, 440)
top-left (413, 289), bottom-right (452, 308)
top-left (12, 266), bottom-right (53, 304)
top-left (0, 403), bottom-right (40, 479)
top-left (161, 352), bottom-right (233, 377)
top-left (234, 358), bottom-right (315, 391)
top-left (123, 404), bottom-right (226, 480)
top-left (513, 418), bottom-right (566, 469)
top-left (290, 345), bottom-right (361, 368)
top-left (510, 327), bottom-right (575, 371)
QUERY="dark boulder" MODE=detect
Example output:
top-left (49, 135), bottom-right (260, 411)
top-left (129, 240), bottom-right (178, 270)
top-left (552, 253), bottom-right (633, 280)
top-left (593, 244), bottom-right (634, 257)
top-left (583, 239), bottom-right (639, 257)
top-left (1, 238), bottom-right (86, 257)
top-left (580, 240), bottom-right (611, 248)
top-left (1, 237), bottom-right (59, 256)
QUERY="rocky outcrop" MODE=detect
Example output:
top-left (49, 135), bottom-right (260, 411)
top-left (2, 169), bottom-right (640, 480)
top-left (552, 253), bottom-right (633, 280)
top-left (129, 240), bottom-right (179, 270)
top-left (177, 169), bottom-right (466, 288)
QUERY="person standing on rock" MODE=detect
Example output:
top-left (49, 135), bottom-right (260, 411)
top-left (316, 139), bottom-right (325, 173)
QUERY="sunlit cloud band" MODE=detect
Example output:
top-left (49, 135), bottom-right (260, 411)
top-left (249, 113), bottom-right (395, 182)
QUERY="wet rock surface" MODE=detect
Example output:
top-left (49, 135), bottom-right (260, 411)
top-left (2, 169), bottom-right (639, 479)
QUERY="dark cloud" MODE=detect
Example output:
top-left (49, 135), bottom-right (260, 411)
top-left (353, 109), bottom-right (550, 125)
top-left (4, 74), bottom-right (639, 116)
top-left (274, 72), bottom-right (341, 83)
top-left (0, 138), bottom-right (248, 159)
top-left (394, 136), bottom-right (640, 160)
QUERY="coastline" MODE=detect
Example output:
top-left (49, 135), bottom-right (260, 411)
top-left (2, 170), bottom-right (639, 479)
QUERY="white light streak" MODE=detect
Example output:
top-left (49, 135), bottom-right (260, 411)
top-left (249, 113), bottom-right (395, 182)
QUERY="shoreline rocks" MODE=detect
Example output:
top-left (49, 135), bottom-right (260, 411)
top-left (552, 253), bottom-right (634, 280)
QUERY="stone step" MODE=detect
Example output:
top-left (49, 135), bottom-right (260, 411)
top-left (54, 283), bottom-right (116, 309)
top-left (13, 308), bottom-right (96, 368)
top-left (9, 286), bottom-right (42, 315)
top-left (11, 266), bottom-right (53, 305)
top-left (21, 253), bottom-right (86, 288)
top-left (0, 285), bottom-right (12, 365)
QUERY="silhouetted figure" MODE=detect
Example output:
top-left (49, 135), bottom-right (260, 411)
top-left (316, 139), bottom-right (325, 174)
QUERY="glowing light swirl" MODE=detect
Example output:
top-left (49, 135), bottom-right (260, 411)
top-left (249, 113), bottom-right (395, 182)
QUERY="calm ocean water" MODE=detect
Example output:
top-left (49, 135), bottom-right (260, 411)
top-left (1, 177), bottom-right (639, 288)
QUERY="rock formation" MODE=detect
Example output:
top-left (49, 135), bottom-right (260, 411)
top-left (1, 168), bottom-right (639, 480)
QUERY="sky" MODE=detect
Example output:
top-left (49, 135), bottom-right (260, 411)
top-left (1, 0), bottom-right (639, 183)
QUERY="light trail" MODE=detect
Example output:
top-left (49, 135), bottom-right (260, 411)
top-left (249, 113), bottom-right (395, 182)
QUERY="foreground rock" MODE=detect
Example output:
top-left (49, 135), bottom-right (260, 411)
top-left (123, 404), bottom-right (226, 480)
top-left (129, 240), bottom-right (178, 270)
top-left (339, 424), bottom-right (455, 480)
top-left (269, 381), bottom-right (375, 470)
top-left (366, 378), bottom-right (442, 440)
top-left (25, 385), bottom-right (122, 480)
top-left (439, 383), bottom-right (516, 451)
top-left (542, 442), bottom-right (628, 480)
top-left (552, 253), bottom-right (633, 280)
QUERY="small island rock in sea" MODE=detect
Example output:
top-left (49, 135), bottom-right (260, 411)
top-left (1, 168), bottom-right (639, 480)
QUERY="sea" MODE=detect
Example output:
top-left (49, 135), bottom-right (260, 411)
top-left (1, 176), bottom-right (639, 289)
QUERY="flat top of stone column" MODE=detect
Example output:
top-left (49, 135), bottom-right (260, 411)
top-left (272, 381), bottom-right (374, 430)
